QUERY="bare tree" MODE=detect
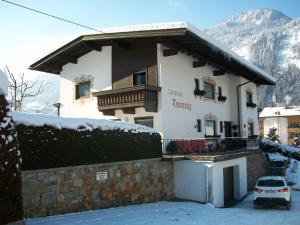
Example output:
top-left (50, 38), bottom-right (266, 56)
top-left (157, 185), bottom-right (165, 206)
top-left (5, 66), bottom-right (46, 111)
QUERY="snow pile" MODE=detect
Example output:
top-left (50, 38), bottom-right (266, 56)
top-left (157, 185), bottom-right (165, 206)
top-left (12, 112), bottom-right (156, 133)
top-left (261, 139), bottom-right (300, 161)
top-left (286, 159), bottom-right (300, 190)
top-left (0, 69), bottom-right (9, 96)
top-left (260, 106), bottom-right (300, 118)
top-left (267, 152), bottom-right (288, 161)
top-left (261, 138), bottom-right (300, 153)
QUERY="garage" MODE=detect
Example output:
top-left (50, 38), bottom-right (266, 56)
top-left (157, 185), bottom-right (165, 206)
top-left (223, 166), bottom-right (234, 204)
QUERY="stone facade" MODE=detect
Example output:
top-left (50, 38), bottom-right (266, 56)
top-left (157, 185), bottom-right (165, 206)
top-left (246, 150), bottom-right (270, 190)
top-left (22, 158), bottom-right (174, 218)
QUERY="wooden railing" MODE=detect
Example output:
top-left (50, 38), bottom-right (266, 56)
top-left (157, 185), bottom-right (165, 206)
top-left (93, 85), bottom-right (161, 112)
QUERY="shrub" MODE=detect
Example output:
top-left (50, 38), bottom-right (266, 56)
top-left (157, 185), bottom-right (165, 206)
top-left (0, 95), bottom-right (23, 224)
top-left (16, 124), bottom-right (162, 170)
top-left (166, 141), bottom-right (178, 154)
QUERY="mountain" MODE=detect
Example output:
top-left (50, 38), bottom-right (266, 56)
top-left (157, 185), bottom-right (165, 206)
top-left (205, 9), bottom-right (300, 107)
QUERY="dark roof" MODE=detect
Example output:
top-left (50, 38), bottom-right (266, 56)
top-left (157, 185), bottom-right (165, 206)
top-left (29, 22), bottom-right (275, 85)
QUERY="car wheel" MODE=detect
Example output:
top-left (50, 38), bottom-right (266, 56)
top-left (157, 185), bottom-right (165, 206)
top-left (285, 201), bottom-right (291, 210)
top-left (254, 203), bottom-right (259, 209)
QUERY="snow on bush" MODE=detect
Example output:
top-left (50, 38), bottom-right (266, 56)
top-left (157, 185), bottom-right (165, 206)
top-left (260, 138), bottom-right (300, 161)
top-left (12, 111), bottom-right (156, 134)
top-left (14, 112), bottom-right (161, 170)
top-left (0, 94), bottom-right (23, 224)
top-left (0, 69), bottom-right (9, 96)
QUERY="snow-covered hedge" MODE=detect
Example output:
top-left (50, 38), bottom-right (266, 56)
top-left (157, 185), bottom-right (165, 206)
top-left (260, 139), bottom-right (300, 161)
top-left (0, 95), bottom-right (23, 224)
top-left (13, 112), bottom-right (162, 170)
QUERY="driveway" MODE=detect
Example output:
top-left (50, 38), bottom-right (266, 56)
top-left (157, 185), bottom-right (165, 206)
top-left (25, 190), bottom-right (300, 225)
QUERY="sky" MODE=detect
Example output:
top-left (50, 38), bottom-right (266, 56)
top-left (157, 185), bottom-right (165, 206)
top-left (1, 0), bottom-right (300, 80)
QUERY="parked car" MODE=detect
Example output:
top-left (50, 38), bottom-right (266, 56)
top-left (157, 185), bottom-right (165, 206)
top-left (253, 176), bottom-right (291, 210)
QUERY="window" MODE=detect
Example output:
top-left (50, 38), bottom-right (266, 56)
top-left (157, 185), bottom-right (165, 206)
top-left (248, 122), bottom-right (254, 137)
top-left (75, 81), bottom-right (90, 99)
top-left (134, 117), bottom-right (153, 128)
top-left (204, 82), bottom-right (215, 99)
top-left (133, 71), bottom-right (147, 86)
top-left (246, 91), bottom-right (253, 103)
top-left (220, 121), bottom-right (223, 133)
top-left (197, 119), bottom-right (202, 132)
top-left (205, 120), bottom-right (216, 136)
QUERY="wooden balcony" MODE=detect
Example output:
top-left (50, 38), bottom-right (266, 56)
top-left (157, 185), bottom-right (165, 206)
top-left (93, 85), bottom-right (161, 115)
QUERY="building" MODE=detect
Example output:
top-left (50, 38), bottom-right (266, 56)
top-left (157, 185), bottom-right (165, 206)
top-left (30, 22), bottom-right (275, 207)
top-left (260, 106), bottom-right (300, 144)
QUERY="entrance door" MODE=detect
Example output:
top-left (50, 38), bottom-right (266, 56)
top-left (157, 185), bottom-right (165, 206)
top-left (223, 166), bottom-right (234, 204)
top-left (224, 122), bottom-right (232, 137)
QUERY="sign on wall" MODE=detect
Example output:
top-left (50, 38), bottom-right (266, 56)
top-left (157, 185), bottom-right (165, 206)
top-left (96, 171), bottom-right (108, 181)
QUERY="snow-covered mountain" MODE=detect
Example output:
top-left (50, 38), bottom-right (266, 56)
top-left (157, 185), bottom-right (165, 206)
top-left (205, 9), bottom-right (300, 107)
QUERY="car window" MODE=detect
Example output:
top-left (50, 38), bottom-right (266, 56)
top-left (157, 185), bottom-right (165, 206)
top-left (257, 179), bottom-right (285, 187)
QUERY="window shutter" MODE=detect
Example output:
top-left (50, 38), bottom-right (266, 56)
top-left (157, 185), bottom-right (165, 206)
top-left (197, 119), bottom-right (202, 132)
top-left (195, 78), bottom-right (199, 90)
top-left (218, 86), bottom-right (222, 96)
top-left (147, 65), bottom-right (157, 86)
top-left (220, 121), bottom-right (223, 133)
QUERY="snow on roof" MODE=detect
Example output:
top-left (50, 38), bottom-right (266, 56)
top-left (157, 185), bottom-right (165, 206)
top-left (0, 69), bottom-right (9, 96)
top-left (260, 106), bottom-right (300, 117)
top-left (12, 112), bottom-right (157, 134)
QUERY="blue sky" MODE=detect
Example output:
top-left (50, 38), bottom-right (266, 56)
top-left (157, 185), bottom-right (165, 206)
top-left (1, 0), bottom-right (300, 78)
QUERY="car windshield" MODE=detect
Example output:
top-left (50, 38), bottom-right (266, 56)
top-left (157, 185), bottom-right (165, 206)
top-left (257, 179), bottom-right (285, 187)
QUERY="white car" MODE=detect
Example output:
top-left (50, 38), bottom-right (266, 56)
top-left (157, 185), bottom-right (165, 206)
top-left (253, 176), bottom-right (291, 210)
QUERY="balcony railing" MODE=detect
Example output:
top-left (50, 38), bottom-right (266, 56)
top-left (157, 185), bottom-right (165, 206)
top-left (163, 137), bottom-right (259, 155)
top-left (93, 85), bottom-right (161, 113)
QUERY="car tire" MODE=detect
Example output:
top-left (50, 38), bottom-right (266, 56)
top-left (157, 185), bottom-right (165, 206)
top-left (254, 203), bottom-right (259, 209)
top-left (285, 201), bottom-right (291, 210)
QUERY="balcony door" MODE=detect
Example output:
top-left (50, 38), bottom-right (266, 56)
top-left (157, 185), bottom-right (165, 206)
top-left (224, 122), bottom-right (232, 137)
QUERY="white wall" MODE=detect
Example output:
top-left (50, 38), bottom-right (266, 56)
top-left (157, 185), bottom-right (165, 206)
top-left (174, 160), bottom-right (207, 202)
top-left (211, 157), bottom-right (247, 207)
top-left (174, 157), bottom-right (247, 207)
top-left (157, 44), bottom-right (259, 140)
top-left (239, 80), bottom-right (259, 137)
top-left (263, 117), bottom-right (288, 144)
top-left (59, 47), bottom-right (112, 118)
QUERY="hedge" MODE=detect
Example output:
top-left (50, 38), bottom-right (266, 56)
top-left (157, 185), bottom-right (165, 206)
top-left (0, 95), bottom-right (23, 225)
top-left (16, 124), bottom-right (162, 170)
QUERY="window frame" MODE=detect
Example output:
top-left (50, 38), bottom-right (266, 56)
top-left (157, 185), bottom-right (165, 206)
top-left (134, 116), bottom-right (154, 128)
top-left (203, 82), bottom-right (215, 99)
top-left (75, 81), bottom-right (91, 100)
top-left (205, 120), bottom-right (216, 136)
top-left (246, 91), bottom-right (253, 103)
top-left (248, 122), bottom-right (254, 137)
top-left (133, 70), bottom-right (147, 86)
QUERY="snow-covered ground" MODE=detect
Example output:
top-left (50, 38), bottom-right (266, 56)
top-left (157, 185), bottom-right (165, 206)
top-left (25, 190), bottom-right (300, 225)
top-left (286, 160), bottom-right (300, 190)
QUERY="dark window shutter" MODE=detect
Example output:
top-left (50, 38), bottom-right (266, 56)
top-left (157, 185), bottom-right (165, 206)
top-left (218, 86), bottom-right (222, 96)
top-left (197, 119), bottom-right (202, 132)
top-left (220, 121), bottom-right (223, 133)
top-left (195, 78), bottom-right (199, 90)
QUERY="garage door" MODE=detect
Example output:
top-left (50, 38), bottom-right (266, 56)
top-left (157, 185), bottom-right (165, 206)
top-left (223, 166), bottom-right (234, 204)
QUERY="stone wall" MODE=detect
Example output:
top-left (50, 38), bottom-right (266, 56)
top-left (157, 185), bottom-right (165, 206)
top-left (22, 158), bottom-right (174, 218)
top-left (246, 150), bottom-right (270, 190)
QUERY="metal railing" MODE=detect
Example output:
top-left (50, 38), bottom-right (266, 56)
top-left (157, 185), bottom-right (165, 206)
top-left (163, 137), bottom-right (259, 155)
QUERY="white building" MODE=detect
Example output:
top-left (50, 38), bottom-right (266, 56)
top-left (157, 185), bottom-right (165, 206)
top-left (260, 106), bottom-right (300, 144)
top-left (30, 22), bottom-right (275, 207)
